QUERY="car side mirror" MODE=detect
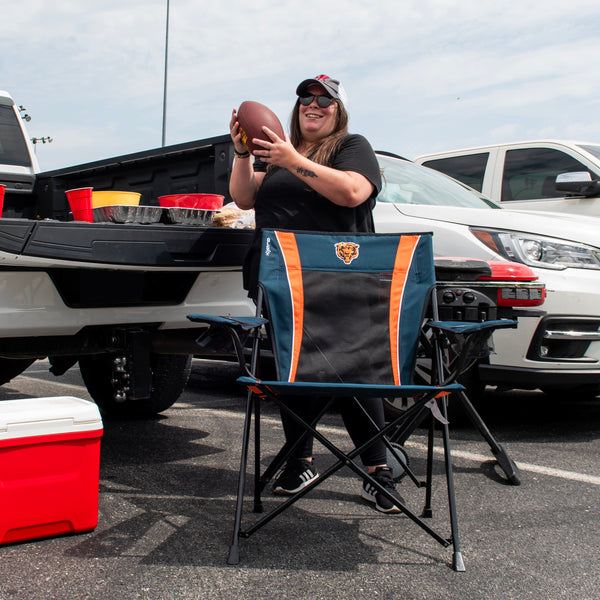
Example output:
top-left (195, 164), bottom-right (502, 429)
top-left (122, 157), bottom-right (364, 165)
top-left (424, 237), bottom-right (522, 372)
top-left (555, 171), bottom-right (600, 197)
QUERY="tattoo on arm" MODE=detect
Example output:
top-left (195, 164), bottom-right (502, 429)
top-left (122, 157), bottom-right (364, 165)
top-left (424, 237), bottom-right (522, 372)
top-left (296, 166), bottom-right (318, 179)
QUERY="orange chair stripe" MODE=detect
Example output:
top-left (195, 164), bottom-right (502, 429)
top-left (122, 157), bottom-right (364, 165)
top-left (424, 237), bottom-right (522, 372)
top-left (275, 231), bottom-right (304, 382)
top-left (389, 235), bottom-right (420, 385)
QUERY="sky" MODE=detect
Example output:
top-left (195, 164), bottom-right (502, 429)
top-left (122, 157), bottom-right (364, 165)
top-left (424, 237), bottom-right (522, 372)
top-left (3, 0), bottom-right (600, 172)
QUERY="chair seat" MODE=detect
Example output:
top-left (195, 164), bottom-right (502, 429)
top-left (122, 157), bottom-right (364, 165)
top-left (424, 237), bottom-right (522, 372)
top-left (238, 376), bottom-right (463, 398)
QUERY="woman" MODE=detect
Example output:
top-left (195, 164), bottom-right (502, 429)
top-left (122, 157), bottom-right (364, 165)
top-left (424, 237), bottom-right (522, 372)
top-left (229, 75), bottom-right (403, 514)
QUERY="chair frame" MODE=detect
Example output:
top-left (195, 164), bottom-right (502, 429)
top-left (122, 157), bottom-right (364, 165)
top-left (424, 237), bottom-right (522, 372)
top-left (188, 230), bottom-right (519, 571)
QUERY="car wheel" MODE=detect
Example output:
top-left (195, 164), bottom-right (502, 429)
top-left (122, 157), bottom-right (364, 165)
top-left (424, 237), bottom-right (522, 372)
top-left (0, 358), bottom-right (36, 385)
top-left (541, 384), bottom-right (600, 399)
top-left (79, 353), bottom-right (192, 418)
top-left (382, 358), bottom-right (485, 423)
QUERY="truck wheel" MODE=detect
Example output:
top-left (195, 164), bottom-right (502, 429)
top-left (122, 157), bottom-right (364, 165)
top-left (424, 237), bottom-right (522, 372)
top-left (0, 358), bottom-right (36, 385)
top-left (79, 353), bottom-right (192, 418)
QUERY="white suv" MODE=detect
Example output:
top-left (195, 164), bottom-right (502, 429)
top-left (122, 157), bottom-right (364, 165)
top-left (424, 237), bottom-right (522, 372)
top-left (414, 140), bottom-right (600, 216)
top-left (374, 152), bottom-right (600, 396)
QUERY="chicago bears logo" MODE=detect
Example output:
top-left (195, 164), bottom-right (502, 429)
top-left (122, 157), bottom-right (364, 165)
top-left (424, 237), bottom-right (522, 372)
top-left (335, 242), bottom-right (360, 264)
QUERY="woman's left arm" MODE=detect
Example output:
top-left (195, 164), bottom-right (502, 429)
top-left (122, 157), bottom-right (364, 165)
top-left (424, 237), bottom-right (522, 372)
top-left (253, 128), bottom-right (375, 207)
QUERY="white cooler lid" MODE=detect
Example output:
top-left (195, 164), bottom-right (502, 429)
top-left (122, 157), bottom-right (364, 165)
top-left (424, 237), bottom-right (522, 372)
top-left (0, 396), bottom-right (103, 441)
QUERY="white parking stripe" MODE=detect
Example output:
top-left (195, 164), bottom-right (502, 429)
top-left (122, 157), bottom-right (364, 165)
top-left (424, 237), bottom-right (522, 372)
top-left (198, 408), bottom-right (600, 487)
top-left (403, 441), bottom-right (600, 486)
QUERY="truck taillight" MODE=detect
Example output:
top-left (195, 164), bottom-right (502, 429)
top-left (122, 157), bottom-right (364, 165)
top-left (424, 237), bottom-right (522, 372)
top-left (478, 261), bottom-right (546, 307)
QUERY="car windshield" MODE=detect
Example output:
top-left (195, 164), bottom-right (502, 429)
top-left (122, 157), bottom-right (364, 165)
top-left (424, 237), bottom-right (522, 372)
top-left (376, 153), bottom-right (500, 209)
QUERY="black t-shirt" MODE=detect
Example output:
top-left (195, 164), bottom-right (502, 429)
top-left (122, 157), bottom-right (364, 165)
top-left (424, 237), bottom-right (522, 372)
top-left (244, 134), bottom-right (382, 295)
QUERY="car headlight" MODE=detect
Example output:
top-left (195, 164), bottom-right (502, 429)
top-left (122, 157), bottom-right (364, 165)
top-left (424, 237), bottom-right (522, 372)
top-left (470, 228), bottom-right (600, 270)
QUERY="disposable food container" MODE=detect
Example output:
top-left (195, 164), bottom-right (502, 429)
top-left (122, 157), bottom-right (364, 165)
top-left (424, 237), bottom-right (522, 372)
top-left (158, 193), bottom-right (224, 210)
top-left (92, 191), bottom-right (141, 208)
top-left (92, 205), bottom-right (163, 224)
top-left (163, 207), bottom-right (217, 226)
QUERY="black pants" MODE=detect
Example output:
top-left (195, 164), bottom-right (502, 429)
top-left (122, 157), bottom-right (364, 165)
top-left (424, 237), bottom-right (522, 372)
top-left (280, 395), bottom-right (388, 467)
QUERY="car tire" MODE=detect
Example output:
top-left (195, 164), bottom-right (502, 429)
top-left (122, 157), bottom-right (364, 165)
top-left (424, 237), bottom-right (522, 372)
top-left (383, 360), bottom-right (485, 424)
top-left (541, 384), bottom-right (600, 399)
top-left (0, 358), bottom-right (36, 385)
top-left (79, 353), bottom-right (192, 418)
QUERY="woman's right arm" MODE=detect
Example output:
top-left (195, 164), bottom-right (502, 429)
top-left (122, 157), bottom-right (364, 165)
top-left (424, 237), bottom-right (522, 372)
top-left (228, 109), bottom-right (265, 209)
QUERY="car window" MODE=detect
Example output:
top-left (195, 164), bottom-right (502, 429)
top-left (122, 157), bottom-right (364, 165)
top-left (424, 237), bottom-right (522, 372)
top-left (501, 148), bottom-right (598, 202)
top-left (420, 152), bottom-right (489, 191)
top-left (577, 144), bottom-right (600, 161)
top-left (0, 105), bottom-right (32, 167)
top-left (376, 154), bottom-right (499, 209)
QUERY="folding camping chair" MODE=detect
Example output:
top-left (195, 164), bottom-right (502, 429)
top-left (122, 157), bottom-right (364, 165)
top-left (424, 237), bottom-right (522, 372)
top-left (188, 230), bottom-right (517, 571)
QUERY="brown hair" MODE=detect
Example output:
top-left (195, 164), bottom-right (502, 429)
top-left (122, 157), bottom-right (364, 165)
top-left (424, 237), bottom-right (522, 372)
top-left (289, 98), bottom-right (349, 166)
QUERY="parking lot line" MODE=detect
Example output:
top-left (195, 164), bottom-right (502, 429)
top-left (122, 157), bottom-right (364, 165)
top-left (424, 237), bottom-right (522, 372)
top-left (403, 441), bottom-right (600, 486)
top-left (198, 408), bottom-right (600, 487)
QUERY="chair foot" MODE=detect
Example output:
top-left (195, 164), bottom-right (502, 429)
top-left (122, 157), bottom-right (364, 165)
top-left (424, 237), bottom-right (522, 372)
top-left (421, 507), bottom-right (433, 518)
top-left (492, 444), bottom-right (521, 485)
top-left (227, 544), bottom-right (240, 565)
top-left (253, 501), bottom-right (264, 514)
top-left (452, 550), bottom-right (466, 572)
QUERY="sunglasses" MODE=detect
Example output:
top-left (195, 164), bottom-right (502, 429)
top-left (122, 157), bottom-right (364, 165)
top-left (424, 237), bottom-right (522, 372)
top-left (299, 94), bottom-right (335, 108)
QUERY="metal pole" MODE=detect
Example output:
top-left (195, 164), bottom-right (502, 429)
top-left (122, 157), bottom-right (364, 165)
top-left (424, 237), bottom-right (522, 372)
top-left (161, 0), bottom-right (170, 147)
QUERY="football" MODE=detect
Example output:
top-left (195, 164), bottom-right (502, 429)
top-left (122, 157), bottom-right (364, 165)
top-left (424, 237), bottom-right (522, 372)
top-left (237, 101), bottom-right (285, 153)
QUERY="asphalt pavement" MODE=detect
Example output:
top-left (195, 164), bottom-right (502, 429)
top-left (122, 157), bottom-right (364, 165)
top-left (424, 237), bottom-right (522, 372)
top-left (0, 359), bottom-right (598, 600)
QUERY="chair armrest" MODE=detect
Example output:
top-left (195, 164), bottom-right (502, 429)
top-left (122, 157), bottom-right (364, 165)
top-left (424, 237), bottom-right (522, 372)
top-left (187, 314), bottom-right (268, 331)
top-left (424, 319), bottom-right (518, 385)
top-left (187, 314), bottom-right (268, 377)
top-left (424, 319), bottom-right (517, 336)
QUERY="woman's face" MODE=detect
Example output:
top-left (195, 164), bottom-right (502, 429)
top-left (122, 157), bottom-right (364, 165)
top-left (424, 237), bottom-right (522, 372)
top-left (298, 84), bottom-right (339, 142)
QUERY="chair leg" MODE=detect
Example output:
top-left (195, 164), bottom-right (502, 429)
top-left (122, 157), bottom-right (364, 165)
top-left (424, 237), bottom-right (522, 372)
top-left (253, 394), bottom-right (263, 513)
top-left (421, 418), bottom-right (435, 518)
top-left (456, 390), bottom-right (521, 485)
top-left (228, 390), bottom-right (255, 565)
top-left (440, 396), bottom-right (466, 572)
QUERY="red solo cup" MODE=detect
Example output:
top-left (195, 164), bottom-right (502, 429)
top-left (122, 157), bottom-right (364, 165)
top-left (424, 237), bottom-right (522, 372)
top-left (0, 184), bottom-right (5, 218)
top-left (65, 187), bottom-right (93, 222)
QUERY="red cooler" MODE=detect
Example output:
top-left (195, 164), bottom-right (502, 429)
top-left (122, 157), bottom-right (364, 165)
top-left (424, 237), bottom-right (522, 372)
top-left (0, 396), bottom-right (103, 545)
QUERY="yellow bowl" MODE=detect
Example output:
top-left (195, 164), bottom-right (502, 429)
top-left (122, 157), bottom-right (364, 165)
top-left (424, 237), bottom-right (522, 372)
top-left (92, 191), bottom-right (141, 208)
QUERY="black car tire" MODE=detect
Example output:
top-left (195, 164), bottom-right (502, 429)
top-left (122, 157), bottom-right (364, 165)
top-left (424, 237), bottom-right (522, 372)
top-left (79, 353), bottom-right (192, 418)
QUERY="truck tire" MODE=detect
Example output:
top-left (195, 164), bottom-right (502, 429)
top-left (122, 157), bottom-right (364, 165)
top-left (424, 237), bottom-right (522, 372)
top-left (0, 358), bottom-right (36, 385)
top-left (79, 353), bottom-right (192, 418)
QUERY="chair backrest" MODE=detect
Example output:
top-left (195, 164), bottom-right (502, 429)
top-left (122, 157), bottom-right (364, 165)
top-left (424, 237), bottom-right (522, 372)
top-left (258, 230), bottom-right (435, 386)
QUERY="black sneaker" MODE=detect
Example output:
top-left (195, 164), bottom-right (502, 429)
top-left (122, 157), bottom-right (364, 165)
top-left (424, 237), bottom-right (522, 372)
top-left (273, 459), bottom-right (319, 495)
top-left (361, 466), bottom-right (405, 513)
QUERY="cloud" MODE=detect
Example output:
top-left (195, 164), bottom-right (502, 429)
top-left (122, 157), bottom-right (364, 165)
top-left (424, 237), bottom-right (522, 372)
top-left (4, 0), bottom-right (600, 170)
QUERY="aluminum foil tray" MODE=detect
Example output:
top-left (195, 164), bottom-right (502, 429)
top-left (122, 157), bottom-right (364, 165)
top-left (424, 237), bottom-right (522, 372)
top-left (163, 207), bottom-right (216, 226)
top-left (93, 205), bottom-right (163, 224)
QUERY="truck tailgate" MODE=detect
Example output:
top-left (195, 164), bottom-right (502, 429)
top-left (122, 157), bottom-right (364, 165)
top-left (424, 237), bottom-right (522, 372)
top-left (0, 219), bottom-right (254, 268)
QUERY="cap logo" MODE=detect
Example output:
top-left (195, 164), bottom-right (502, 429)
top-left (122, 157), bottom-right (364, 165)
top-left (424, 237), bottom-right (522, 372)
top-left (335, 242), bottom-right (360, 264)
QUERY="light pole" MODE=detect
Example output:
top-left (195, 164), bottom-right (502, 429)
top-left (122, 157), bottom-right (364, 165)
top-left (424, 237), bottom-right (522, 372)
top-left (31, 137), bottom-right (53, 154)
top-left (161, 0), bottom-right (170, 147)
